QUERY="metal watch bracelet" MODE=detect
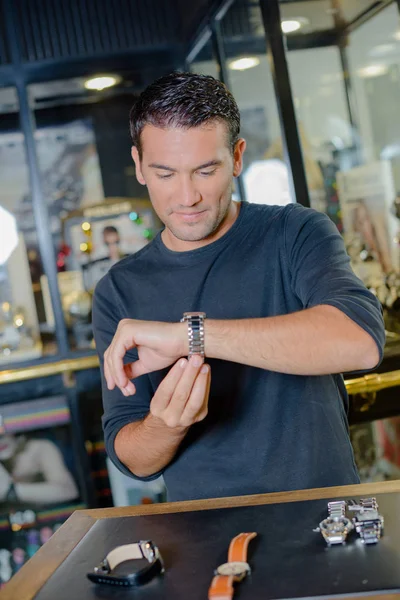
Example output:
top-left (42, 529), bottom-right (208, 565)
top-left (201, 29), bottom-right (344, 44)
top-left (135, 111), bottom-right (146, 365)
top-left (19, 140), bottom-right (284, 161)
top-left (180, 312), bottom-right (206, 358)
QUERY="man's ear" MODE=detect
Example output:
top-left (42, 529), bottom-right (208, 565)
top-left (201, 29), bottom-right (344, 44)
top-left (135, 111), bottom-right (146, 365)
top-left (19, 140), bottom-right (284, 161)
top-left (233, 138), bottom-right (247, 177)
top-left (131, 146), bottom-right (146, 185)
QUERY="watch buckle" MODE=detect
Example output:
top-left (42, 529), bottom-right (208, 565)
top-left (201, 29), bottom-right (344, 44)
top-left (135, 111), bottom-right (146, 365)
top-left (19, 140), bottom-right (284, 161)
top-left (94, 559), bottom-right (110, 574)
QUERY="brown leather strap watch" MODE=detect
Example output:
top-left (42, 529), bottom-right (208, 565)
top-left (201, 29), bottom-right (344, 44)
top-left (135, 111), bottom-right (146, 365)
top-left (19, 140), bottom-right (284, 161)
top-left (208, 532), bottom-right (257, 599)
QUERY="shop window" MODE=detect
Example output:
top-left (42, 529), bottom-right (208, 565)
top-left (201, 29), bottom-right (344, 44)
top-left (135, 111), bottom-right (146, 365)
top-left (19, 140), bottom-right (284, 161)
top-left (220, 1), bottom-right (291, 207)
top-left (282, 0), bottom-right (400, 341)
top-left (27, 78), bottom-right (163, 352)
top-left (0, 86), bottom-right (58, 364)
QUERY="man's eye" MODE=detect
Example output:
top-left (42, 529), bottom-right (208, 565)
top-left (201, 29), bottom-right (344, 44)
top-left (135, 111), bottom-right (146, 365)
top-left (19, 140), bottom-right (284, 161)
top-left (157, 173), bottom-right (173, 179)
top-left (200, 170), bottom-right (216, 177)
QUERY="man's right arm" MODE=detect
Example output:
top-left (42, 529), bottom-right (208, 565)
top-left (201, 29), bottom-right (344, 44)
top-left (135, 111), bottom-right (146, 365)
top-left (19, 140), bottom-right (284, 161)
top-left (114, 356), bottom-right (210, 478)
top-left (92, 274), bottom-right (210, 480)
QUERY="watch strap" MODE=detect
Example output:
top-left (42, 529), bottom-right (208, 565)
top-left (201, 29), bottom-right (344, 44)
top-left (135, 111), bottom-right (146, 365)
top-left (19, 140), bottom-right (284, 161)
top-left (228, 532), bottom-right (257, 563)
top-left (208, 575), bottom-right (234, 600)
top-left (181, 312), bottom-right (206, 358)
top-left (106, 543), bottom-right (144, 570)
top-left (208, 532), bottom-right (257, 600)
top-left (327, 500), bottom-right (346, 519)
top-left (87, 541), bottom-right (163, 587)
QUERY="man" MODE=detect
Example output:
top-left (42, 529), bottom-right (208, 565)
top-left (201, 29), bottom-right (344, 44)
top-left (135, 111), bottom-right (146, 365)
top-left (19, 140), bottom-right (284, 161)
top-left (102, 225), bottom-right (124, 263)
top-left (92, 72), bottom-right (385, 502)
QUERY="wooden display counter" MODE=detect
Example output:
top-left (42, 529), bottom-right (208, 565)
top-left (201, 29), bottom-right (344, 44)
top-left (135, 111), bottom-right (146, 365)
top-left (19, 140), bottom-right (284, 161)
top-left (3, 480), bottom-right (400, 600)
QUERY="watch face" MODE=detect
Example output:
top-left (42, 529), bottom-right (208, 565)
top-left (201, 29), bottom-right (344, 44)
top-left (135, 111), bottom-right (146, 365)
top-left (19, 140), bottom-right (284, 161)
top-left (216, 562), bottom-right (250, 577)
top-left (320, 517), bottom-right (352, 534)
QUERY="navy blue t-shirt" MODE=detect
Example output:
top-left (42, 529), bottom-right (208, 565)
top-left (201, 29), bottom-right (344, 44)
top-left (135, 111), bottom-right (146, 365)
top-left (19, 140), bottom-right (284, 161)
top-left (92, 201), bottom-right (385, 501)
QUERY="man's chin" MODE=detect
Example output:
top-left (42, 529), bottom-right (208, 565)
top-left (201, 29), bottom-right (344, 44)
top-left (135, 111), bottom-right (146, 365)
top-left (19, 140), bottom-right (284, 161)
top-left (171, 227), bottom-right (216, 242)
top-left (166, 222), bottom-right (215, 243)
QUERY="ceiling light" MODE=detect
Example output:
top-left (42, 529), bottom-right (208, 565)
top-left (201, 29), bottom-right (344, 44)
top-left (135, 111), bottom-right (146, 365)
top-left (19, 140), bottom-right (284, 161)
top-left (229, 57), bottom-right (260, 71)
top-left (394, 31), bottom-right (400, 41)
top-left (369, 44), bottom-right (396, 57)
top-left (357, 64), bottom-right (389, 78)
top-left (84, 75), bottom-right (121, 91)
top-left (281, 18), bottom-right (309, 34)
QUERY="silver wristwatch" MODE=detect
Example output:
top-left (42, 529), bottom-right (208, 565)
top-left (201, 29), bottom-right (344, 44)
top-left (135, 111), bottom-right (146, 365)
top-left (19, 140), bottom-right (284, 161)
top-left (315, 500), bottom-right (353, 546)
top-left (316, 516), bottom-right (353, 546)
top-left (180, 312), bottom-right (206, 358)
top-left (348, 497), bottom-right (384, 544)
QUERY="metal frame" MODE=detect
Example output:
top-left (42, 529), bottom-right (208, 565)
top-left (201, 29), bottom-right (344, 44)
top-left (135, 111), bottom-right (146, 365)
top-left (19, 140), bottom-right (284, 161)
top-left (259, 0), bottom-right (310, 207)
top-left (0, 0), bottom-right (397, 363)
top-left (211, 18), bottom-right (247, 202)
top-left (186, 0), bottom-right (399, 210)
top-left (2, 0), bottom-right (70, 356)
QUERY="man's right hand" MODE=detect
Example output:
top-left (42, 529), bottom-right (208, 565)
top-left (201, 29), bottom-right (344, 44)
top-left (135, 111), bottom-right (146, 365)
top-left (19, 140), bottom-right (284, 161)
top-left (150, 355), bottom-right (211, 428)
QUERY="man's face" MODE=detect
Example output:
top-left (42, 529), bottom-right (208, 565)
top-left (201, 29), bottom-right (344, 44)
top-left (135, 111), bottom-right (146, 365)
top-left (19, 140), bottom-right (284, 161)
top-left (131, 121), bottom-right (246, 250)
top-left (104, 231), bottom-right (120, 248)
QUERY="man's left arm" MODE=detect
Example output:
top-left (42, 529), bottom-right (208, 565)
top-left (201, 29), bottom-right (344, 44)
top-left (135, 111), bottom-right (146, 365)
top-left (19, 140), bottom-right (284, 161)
top-left (201, 206), bottom-right (385, 375)
top-left (105, 207), bottom-right (385, 392)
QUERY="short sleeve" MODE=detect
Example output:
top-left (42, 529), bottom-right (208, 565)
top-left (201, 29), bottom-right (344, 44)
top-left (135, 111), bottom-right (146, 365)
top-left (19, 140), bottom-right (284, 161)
top-left (284, 204), bottom-right (385, 366)
top-left (92, 273), bottom-right (161, 481)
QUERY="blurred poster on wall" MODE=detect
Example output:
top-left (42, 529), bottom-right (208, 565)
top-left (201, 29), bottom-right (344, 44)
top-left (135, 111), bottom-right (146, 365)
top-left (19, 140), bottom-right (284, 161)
top-left (337, 160), bottom-right (398, 285)
top-left (0, 119), bottom-right (104, 252)
top-left (0, 396), bottom-right (83, 586)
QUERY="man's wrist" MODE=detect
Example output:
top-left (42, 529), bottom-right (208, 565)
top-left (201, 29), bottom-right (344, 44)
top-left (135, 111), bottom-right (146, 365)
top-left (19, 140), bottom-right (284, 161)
top-left (176, 321), bottom-right (189, 356)
top-left (145, 412), bottom-right (189, 436)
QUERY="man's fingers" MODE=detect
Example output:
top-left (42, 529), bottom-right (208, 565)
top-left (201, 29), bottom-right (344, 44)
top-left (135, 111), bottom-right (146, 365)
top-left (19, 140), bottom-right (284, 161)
top-left (166, 355), bottom-right (204, 417)
top-left (151, 358), bottom-right (188, 415)
top-left (180, 365), bottom-right (210, 426)
top-left (128, 358), bottom-right (157, 381)
top-left (103, 355), bottom-right (115, 390)
top-left (108, 326), bottom-right (137, 390)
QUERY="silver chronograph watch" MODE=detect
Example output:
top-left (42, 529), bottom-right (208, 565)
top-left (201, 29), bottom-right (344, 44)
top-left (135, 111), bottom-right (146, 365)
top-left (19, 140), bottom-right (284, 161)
top-left (180, 312), bottom-right (206, 358)
top-left (348, 497), bottom-right (384, 544)
top-left (315, 500), bottom-right (353, 546)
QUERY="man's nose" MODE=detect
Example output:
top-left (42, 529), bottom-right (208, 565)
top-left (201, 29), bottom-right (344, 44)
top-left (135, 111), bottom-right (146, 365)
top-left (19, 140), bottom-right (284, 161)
top-left (178, 177), bottom-right (201, 207)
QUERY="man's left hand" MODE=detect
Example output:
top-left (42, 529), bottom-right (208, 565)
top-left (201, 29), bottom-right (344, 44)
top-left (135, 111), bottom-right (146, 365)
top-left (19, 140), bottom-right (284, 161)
top-left (103, 319), bottom-right (188, 395)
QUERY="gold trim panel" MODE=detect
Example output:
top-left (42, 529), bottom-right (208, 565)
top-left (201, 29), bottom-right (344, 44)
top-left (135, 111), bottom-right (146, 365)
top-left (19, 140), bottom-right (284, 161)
top-left (0, 356), bottom-right (400, 397)
top-left (0, 356), bottom-right (99, 384)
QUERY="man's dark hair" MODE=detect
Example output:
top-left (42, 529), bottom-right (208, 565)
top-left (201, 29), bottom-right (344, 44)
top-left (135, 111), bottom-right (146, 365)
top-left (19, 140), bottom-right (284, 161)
top-left (129, 72), bottom-right (240, 159)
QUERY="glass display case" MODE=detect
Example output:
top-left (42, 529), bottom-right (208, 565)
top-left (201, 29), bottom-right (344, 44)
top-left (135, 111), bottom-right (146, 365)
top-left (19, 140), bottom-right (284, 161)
top-left (55, 197), bottom-right (160, 349)
top-left (0, 395), bottom-right (86, 587)
top-left (279, 0), bottom-right (400, 341)
top-left (0, 86), bottom-right (58, 364)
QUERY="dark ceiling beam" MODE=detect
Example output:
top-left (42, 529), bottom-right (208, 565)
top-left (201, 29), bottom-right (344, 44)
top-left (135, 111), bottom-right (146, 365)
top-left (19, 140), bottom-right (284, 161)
top-left (343, 0), bottom-right (394, 33)
top-left (185, 0), bottom-right (236, 63)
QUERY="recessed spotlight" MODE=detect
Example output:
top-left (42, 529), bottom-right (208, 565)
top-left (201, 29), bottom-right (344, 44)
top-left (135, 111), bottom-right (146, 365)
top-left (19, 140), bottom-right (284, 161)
top-left (84, 75), bottom-right (121, 91)
top-left (281, 17), bottom-right (309, 34)
top-left (357, 64), bottom-right (389, 78)
top-left (369, 44), bottom-right (396, 57)
top-left (229, 57), bottom-right (260, 71)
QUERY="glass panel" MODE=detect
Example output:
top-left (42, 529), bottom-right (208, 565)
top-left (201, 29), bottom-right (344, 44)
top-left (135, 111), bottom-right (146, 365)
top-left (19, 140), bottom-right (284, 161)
top-left (345, 3), bottom-right (400, 341)
top-left (0, 87), bottom-right (57, 364)
top-left (220, 0), bottom-right (292, 206)
top-left (282, 0), bottom-right (400, 346)
top-left (286, 44), bottom-right (352, 221)
top-left (339, 0), bottom-right (383, 23)
top-left (28, 78), bottom-right (162, 351)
